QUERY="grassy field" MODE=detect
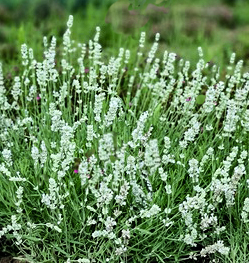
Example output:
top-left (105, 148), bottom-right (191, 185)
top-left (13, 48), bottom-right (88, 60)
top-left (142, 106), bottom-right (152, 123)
top-left (0, 0), bottom-right (249, 262)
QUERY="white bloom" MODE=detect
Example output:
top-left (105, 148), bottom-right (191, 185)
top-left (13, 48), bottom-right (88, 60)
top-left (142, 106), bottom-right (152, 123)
top-left (94, 93), bottom-right (105, 122)
top-left (11, 76), bottom-right (22, 101)
top-left (139, 32), bottom-right (146, 48)
top-left (200, 240), bottom-right (230, 257)
top-left (31, 145), bottom-right (39, 167)
top-left (144, 139), bottom-right (161, 173)
top-left (21, 44), bottom-right (28, 66)
top-left (165, 184), bottom-right (172, 195)
top-left (98, 133), bottom-right (114, 162)
top-left (130, 111), bottom-right (148, 147)
top-left (104, 216), bottom-right (116, 232)
top-left (2, 149), bottom-right (12, 167)
top-left (104, 97), bottom-right (121, 127)
top-left (198, 47), bottom-right (203, 57)
top-left (188, 159), bottom-right (199, 183)
top-left (140, 204), bottom-right (161, 218)
top-left (86, 125), bottom-right (95, 147)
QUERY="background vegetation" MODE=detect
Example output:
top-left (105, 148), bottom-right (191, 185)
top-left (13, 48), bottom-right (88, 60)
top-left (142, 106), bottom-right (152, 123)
top-left (1, 0), bottom-right (249, 72)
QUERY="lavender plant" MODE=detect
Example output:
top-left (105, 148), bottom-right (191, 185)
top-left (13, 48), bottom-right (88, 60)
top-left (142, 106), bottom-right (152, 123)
top-left (0, 15), bottom-right (249, 263)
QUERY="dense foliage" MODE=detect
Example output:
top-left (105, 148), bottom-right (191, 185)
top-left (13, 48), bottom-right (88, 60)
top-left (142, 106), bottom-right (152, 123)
top-left (0, 15), bottom-right (249, 263)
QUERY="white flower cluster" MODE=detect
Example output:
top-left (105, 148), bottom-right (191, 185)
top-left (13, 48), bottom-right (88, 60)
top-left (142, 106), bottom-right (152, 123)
top-left (94, 93), bottom-right (105, 122)
top-left (49, 103), bottom-right (65, 132)
top-left (9, 171), bottom-right (27, 182)
top-left (179, 189), bottom-right (206, 246)
top-left (31, 141), bottom-right (47, 168)
top-left (241, 109), bottom-right (249, 131)
top-left (129, 111), bottom-right (149, 148)
top-left (225, 164), bottom-right (246, 207)
top-left (179, 186), bottom-right (225, 248)
top-left (179, 115), bottom-right (201, 148)
top-left (130, 180), bottom-right (149, 208)
top-left (202, 85), bottom-right (217, 114)
top-left (144, 139), bottom-right (161, 174)
top-left (199, 147), bottom-right (214, 173)
top-left (45, 222), bottom-right (62, 233)
top-left (140, 204), bottom-right (161, 218)
top-left (146, 33), bottom-right (160, 64)
top-left (11, 76), bottom-right (22, 103)
top-left (188, 159), bottom-right (200, 183)
top-left (104, 97), bottom-right (121, 127)
top-left (63, 15), bottom-right (74, 55)
top-left (86, 125), bottom-right (96, 148)
top-left (139, 32), bottom-right (146, 48)
top-left (158, 167), bottom-right (168, 182)
top-left (115, 180), bottom-right (130, 206)
top-left (200, 240), bottom-right (230, 257)
top-left (210, 146), bottom-right (245, 207)
top-left (2, 148), bottom-right (13, 167)
top-left (41, 178), bottom-right (68, 210)
top-left (162, 136), bottom-right (175, 165)
top-left (241, 197), bottom-right (249, 223)
top-left (95, 182), bottom-right (114, 207)
top-left (15, 186), bottom-right (24, 213)
top-left (98, 133), bottom-right (114, 162)
top-left (0, 62), bottom-right (10, 110)
top-left (0, 215), bottom-right (22, 245)
top-left (223, 99), bottom-right (240, 135)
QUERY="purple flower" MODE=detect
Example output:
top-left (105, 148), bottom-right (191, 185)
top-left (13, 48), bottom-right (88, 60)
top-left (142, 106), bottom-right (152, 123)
top-left (74, 169), bottom-right (78, 173)
top-left (186, 97), bottom-right (191, 102)
top-left (36, 96), bottom-right (41, 101)
top-left (85, 68), bottom-right (89, 73)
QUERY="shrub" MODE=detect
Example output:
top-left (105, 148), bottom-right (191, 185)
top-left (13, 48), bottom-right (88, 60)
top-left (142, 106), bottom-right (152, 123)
top-left (0, 15), bottom-right (249, 263)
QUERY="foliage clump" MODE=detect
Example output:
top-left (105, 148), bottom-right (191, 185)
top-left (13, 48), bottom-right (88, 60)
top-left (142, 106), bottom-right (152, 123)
top-left (0, 15), bottom-right (249, 263)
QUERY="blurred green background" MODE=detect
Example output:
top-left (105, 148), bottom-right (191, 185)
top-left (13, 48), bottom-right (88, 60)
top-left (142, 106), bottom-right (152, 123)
top-left (0, 0), bottom-right (249, 74)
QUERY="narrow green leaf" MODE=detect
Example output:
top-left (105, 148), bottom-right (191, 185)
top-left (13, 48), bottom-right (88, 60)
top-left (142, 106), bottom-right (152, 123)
top-left (135, 228), bottom-right (152, 235)
top-left (53, 245), bottom-right (70, 257)
top-left (22, 235), bottom-right (41, 242)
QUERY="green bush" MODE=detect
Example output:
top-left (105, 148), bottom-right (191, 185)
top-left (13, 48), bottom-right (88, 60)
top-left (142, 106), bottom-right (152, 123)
top-left (0, 15), bottom-right (249, 263)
